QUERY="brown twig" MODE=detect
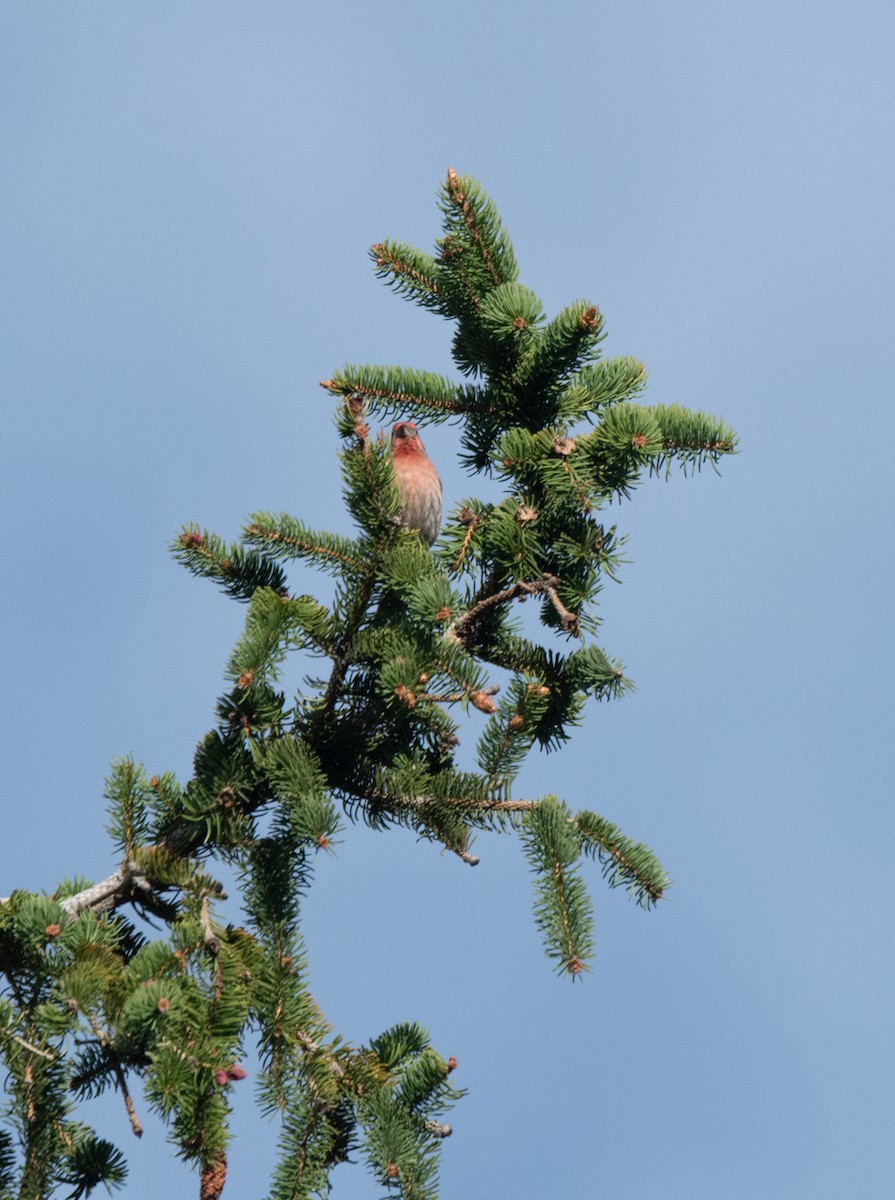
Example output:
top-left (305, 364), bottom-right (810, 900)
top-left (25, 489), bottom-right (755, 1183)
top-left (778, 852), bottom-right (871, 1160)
top-left (5, 1032), bottom-right (56, 1062)
top-left (541, 580), bottom-right (580, 637)
top-left (85, 1012), bottom-right (143, 1138)
top-left (448, 574), bottom-right (580, 645)
top-left (450, 508), bottom-right (479, 574)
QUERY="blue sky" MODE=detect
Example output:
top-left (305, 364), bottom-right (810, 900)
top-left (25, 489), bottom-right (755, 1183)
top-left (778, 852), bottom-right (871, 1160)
top-left (2, 2), bottom-right (893, 1197)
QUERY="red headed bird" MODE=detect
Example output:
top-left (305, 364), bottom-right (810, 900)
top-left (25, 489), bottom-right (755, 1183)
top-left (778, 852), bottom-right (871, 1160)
top-left (390, 421), bottom-right (442, 546)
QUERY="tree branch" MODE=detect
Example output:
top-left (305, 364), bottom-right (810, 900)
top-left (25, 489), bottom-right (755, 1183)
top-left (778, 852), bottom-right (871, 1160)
top-left (85, 1012), bottom-right (143, 1138)
top-left (4, 1032), bottom-right (56, 1062)
top-left (58, 857), bottom-right (179, 923)
top-left (448, 574), bottom-right (580, 646)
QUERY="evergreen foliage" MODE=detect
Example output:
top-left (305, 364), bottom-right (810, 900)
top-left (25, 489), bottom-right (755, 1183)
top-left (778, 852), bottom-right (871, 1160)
top-left (1, 170), bottom-right (736, 1198)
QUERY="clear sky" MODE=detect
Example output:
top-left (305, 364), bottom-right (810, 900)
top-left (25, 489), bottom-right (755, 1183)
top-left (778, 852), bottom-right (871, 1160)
top-left (2, 3), bottom-right (893, 1197)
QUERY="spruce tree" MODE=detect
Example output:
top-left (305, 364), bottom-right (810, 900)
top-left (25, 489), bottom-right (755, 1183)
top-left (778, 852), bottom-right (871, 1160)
top-left (0, 169), bottom-right (737, 1199)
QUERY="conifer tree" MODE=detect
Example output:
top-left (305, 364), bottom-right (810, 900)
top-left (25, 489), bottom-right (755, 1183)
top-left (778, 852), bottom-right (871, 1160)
top-left (0, 170), bottom-right (737, 1199)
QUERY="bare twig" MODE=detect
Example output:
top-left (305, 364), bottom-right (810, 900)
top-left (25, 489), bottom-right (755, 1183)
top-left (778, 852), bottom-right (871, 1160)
top-left (200, 893), bottom-right (221, 957)
top-left (85, 1012), bottom-right (143, 1138)
top-left (541, 580), bottom-right (580, 637)
top-left (450, 508), bottom-right (479, 574)
top-left (4, 1033), bottom-right (56, 1062)
top-left (448, 574), bottom-right (580, 645)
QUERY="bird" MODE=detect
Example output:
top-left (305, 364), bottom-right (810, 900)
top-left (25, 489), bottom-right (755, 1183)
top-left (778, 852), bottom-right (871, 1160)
top-left (390, 421), bottom-right (442, 545)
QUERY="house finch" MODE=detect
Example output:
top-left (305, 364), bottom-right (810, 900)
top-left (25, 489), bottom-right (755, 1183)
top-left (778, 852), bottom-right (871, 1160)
top-left (391, 421), bottom-right (442, 545)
